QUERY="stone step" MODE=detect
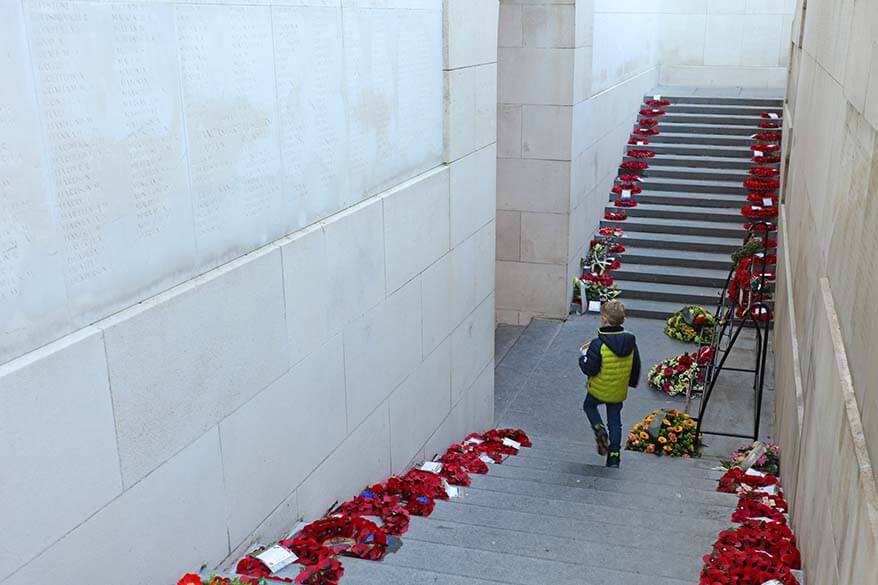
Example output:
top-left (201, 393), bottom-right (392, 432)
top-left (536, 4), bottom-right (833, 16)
top-left (625, 153), bottom-right (769, 170)
top-left (607, 203), bottom-right (743, 224)
top-left (616, 279), bottom-right (723, 305)
top-left (646, 94), bottom-right (783, 107)
top-left (613, 261), bottom-right (730, 288)
top-left (642, 132), bottom-right (757, 147)
top-left (341, 559), bottom-right (516, 585)
top-left (621, 297), bottom-right (700, 320)
top-left (627, 142), bottom-right (753, 159)
top-left (601, 216), bottom-right (753, 239)
top-left (376, 536), bottom-right (692, 585)
top-left (660, 104), bottom-right (782, 117)
top-left (631, 165), bottom-right (750, 182)
top-left (612, 190), bottom-right (744, 209)
top-left (404, 517), bottom-right (703, 581)
top-left (467, 473), bottom-right (735, 518)
top-left (638, 176), bottom-right (745, 196)
top-left (521, 439), bottom-right (725, 471)
top-left (620, 246), bottom-right (733, 270)
top-left (436, 488), bottom-right (730, 539)
top-left (601, 231), bottom-right (743, 254)
top-left (653, 122), bottom-right (782, 136)
top-left (646, 113), bottom-right (775, 127)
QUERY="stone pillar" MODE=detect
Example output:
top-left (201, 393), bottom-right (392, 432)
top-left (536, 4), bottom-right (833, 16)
top-left (495, 0), bottom-right (592, 325)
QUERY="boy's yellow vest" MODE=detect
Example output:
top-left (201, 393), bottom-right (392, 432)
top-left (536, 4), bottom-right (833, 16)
top-left (588, 343), bottom-right (635, 403)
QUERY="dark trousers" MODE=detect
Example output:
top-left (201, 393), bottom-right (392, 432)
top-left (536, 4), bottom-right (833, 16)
top-left (583, 393), bottom-right (624, 453)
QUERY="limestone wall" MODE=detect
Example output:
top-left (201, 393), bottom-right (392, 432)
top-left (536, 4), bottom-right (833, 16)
top-left (774, 0), bottom-right (878, 581)
top-left (659, 0), bottom-right (794, 87)
top-left (0, 1), bottom-right (498, 583)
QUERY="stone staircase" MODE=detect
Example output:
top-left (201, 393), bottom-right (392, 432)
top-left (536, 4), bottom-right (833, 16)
top-left (341, 435), bottom-right (736, 584)
top-left (601, 94), bottom-right (783, 320)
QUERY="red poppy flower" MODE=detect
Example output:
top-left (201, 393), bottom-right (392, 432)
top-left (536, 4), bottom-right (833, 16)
top-left (178, 575), bottom-right (203, 585)
top-left (294, 557), bottom-right (344, 585)
top-left (235, 556), bottom-right (272, 580)
top-left (663, 367), bottom-right (674, 377)
top-left (627, 149), bottom-right (656, 158)
top-left (678, 353), bottom-right (693, 367)
top-left (620, 161), bottom-right (649, 170)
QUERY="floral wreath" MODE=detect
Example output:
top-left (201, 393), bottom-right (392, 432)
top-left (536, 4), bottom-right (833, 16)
top-left (599, 226), bottom-right (624, 237)
top-left (713, 519), bottom-right (800, 569)
top-left (295, 515), bottom-right (387, 561)
top-left (750, 143), bottom-right (780, 153)
top-left (743, 221), bottom-right (776, 233)
top-left (752, 155), bottom-right (781, 164)
top-left (760, 112), bottom-right (782, 119)
top-left (700, 548), bottom-right (799, 585)
top-left (742, 177), bottom-right (780, 192)
top-left (758, 121), bottom-right (780, 129)
top-left (664, 305), bottom-right (716, 344)
top-left (614, 199), bottom-right (637, 208)
top-left (291, 558), bottom-right (344, 585)
top-left (618, 174), bottom-right (642, 182)
top-left (639, 108), bottom-right (666, 117)
top-left (646, 351), bottom-right (713, 397)
top-left (645, 98), bottom-right (671, 107)
top-left (749, 167), bottom-right (779, 177)
top-left (620, 160), bottom-right (649, 170)
top-left (741, 205), bottom-right (779, 220)
top-left (628, 137), bottom-right (650, 145)
top-left (746, 193), bottom-right (778, 204)
top-left (626, 149), bottom-right (655, 158)
top-left (604, 210), bottom-right (628, 221)
top-left (625, 408), bottom-right (700, 457)
top-left (633, 127), bottom-right (659, 136)
top-left (178, 575), bottom-right (262, 585)
top-left (732, 493), bottom-right (787, 524)
top-left (717, 466), bottom-right (779, 493)
top-left (331, 492), bottom-right (411, 536)
top-left (639, 117), bottom-right (660, 127)
top-left (612, 183), bottom-right (642, 195)
top-left (751, 132), bottom-right (781, 142)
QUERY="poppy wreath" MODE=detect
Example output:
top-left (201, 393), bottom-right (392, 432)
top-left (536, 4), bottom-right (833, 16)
top-left (752, 132), bottom-right (781, 142)
top-left (761, 112), bottom-right (782, 119)
top-left (612, 183), bottom-right (642, 195)
top-left (633, 127), bottom-right (659, 136)
top-left (746, 192), bottom-right (778, 204)
top-left (732, 494), bottom-right (788, 525)
top-left (628, 137), bottom-right (650, 145)
top-left (639, 117), bottom-right (660, 127)
top-left (599, 226), bottom-right (625, 237)
top-left (235, 554), bottom-right (290, 582)
top-left (367, 479), bottom-right (436, 516)
top-left (618, 174), bottom-right (642, 182)
top-left (605, 258), bottom-right (622, 269)
top-left (741, 205), bottom-right (779, 219)
top-left (604, 210), bottom-right (628, 221)
top-left (646, 98), bottom-right (671, 107)
top-left (753, 155), bottom-right (781, 165)
top-left (578, 272), bottom-right (621, 303)
top-left (750, 143), bottom-right (780, 153)
top-left (647, 352), bottom-right (704, 397)
top-left (639, 108), bottom-right (666, 117)
top-left (483, 428), bottom-right (533, 447)
top-left (750, 166), bottom-right (779, 177)
top-left (743, 177), bottom-right (780, 192)
top-left (731, 238), bottom-right (775, 264)
top-left (440, 445), bottom-right (490, 474)
top-left (759, 120), bottom-right (781, 129)
top-left (717, 467), bottom-right (779, 493)
top-left (178, 576), bottom-right (262, 585)
top-left (713, 527), bottom-right (801, 572)
top-left (626, 149), bottom-right (656, 158)
top-left (700, 548), bottom-right (800, 585)
top-left (292, 558), bottom-right (344, 585)
top-left (625, 408), bottom-right (700, 457)
top-left (583, 271), bottom-right (615, 287)
top-left (743, 221), bottom-right (776, 233)
top-left (440, 461), bottom-right (471, 486)
top-left (664, 305), bottom-right (716, 344)
top-left (296, 515), bottom-right (388, 561)
top-left (332, 493), bottom-right (411, 536)
top-left (620, 160), bottom-right (649, 171)
top-left (610, 243), bottom-right (625, 254)
top-left (401, 469), bottom-right (449, 500)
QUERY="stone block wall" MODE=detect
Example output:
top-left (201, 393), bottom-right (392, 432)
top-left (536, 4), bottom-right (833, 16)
top-left (0, 1), bottom-right (498, 583)
top-left (774, 0), bottom-right (878, 582)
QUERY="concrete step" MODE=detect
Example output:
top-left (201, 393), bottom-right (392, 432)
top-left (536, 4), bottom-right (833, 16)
top-left (612, 190), bottom-right (744, 209)
top-left (628, 142), bottom-right (753, 159)
top-left (638, 176), bottom-right (745, 196)
top-left (660, 104), bottom-right (782, 117)
top-left (342, 559), bottom-right (516, 585)
top-left (621, 297), bottom-right (700, 320)
top-left (521, 438), bottom-right (725, 471)
top-left (653, 122), bottom-right (782, 136)
top-left (607, 203), bottom-right (743, 224)
top-left (601, 216), bottom-right (753, 239)
top-left (646, 113), bottom-right (776, 127)
top-left (620, 246), bottom-right (732, 270)
top-left (376, 536), bottom-right (692, 585)
top-left (646, 94), bottom-right (783, 107)
top-left (616, 279), bottom-right (723, 305)
top-left (625, 153), bottom-right (772, 170)
top-left (633, 165), bottom-right (750, 182)
top-left (600, 231), bottom-right (743, 254)
top-left (643, 132), bottom-right (756, 147)
top-left (614, 262), bottom-right (730, 288)
top-left (436, 488), bottom-right (730, 539)
top-left (404, 517), bottom-right (704, 581)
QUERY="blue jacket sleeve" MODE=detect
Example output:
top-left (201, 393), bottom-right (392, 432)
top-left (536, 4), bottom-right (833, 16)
top-left (579, 339), bottom-right (603, 378)
top-left (628, 342), bottom-right (641, 388)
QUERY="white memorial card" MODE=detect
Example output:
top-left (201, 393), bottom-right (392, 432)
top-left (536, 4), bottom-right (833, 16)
top-left (464, 437), bottom-right (484, 445)
top-left (420, 461), bottom-right (443, 474)
top-left (754, 150), bottom-right (764, 157)
top-left (621, 190), bottom-right (631, 199)
top-left (587, 300), bottom-right (601, 313)
top-left (653, 94), bottom-right (661, 100)
top-left (763, 198), bottom-right (774, 206)
top-left (769, 113), bottom-right (779, 119)
top-left (502, 438), bottom-right (522, 450)
top-left (478, 454), bottom-right (495, 465)
top-left (256, 545), bottom-right (298, 573)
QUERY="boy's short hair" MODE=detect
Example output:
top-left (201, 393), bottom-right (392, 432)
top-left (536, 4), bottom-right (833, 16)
top-left (601, 300), bottom-right (626, 326)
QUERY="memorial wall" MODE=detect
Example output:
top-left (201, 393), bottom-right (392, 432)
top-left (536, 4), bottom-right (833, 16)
top-left (0, 0), bottom-right (499, 583)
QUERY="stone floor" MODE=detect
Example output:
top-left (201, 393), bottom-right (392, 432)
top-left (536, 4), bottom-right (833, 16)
top-left (494, 313), bottom-right (775, 459)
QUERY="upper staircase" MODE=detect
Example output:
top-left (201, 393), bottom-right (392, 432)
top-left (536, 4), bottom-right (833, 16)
top-left (341, 435), bottom-right (736, 584)
top-left (601, 93), bottom-right (783, 320)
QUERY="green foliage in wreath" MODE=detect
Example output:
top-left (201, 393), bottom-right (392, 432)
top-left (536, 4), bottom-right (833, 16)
top-left (664, 305), bottom-right (716, 344)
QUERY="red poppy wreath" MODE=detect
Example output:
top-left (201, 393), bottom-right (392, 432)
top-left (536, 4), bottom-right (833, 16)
top-left (750, 143), bottom-right (780, 153)
top-left (604, 211), bottom-right (628, 221)
top-left (752, 155), bottom-right (781, 164)
top-left (628, 137), bottom-right (650, 145)
top-left (741, 205), bottom-right (779, 220)
top-left (620, 160), bottom-right (649, 171)
top-left (633, 127), bottom-right (659, 136)
top-left (645, 98), bottom-right (671, 107)
top-left (612, 184), bottom-right (642, 195)
top-left (626, 149), bottom-right (656, 159)
top-left (295, 515), bottom-right (388, 561)
top-left (752, 132), bottom-right (781, 142)
top-left (743, 177), bottom-right (780, 192)
top-left (639, 108), bottom-right (666, 117)
top-left (759, 121), bottom-right (780, 129)
top-left (750, 167), bottom-right (779, 177)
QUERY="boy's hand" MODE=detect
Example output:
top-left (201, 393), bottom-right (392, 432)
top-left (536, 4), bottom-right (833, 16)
top-left (580, 341), bottom-right (590, 356)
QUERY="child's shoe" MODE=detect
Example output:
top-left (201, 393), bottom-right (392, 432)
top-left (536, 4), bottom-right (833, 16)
top-left (593, 424), bottom-right (609, 456)
top-left (606, 452), bottom-right (620, 468)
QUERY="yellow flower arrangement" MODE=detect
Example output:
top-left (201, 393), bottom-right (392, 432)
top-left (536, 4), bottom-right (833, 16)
top-left (625, 408), bottom-right (701, 458)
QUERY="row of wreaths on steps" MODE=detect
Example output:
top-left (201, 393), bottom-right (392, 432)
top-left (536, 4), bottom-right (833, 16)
top-left (573, 97), bottom-right (782, 442)
top-left (176, 428), bottom-right (532, 585)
